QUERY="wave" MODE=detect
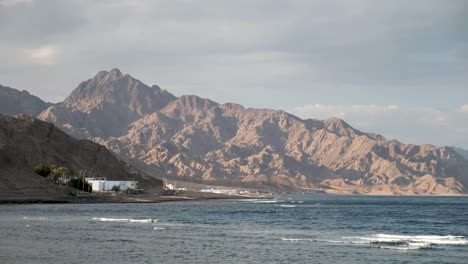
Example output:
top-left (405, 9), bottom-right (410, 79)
top-left (153, 227), bottom-right (166, 230)
top-left (253, 200), bottom-right (280, 203)
top-left (130, 219), bottom-right (158, 223)
top-left (281, 234), bottom-right (468, 251)
top-left (93, 217), bottom-right (129, 222)
top-left (280, 205), bottom-right (297, 208)
top-left (349, 234), bottom-right (468, 250)
top-left (281, 238), bottom-right (316, 242)
top-left (22, 216), bottom-right (48, 221)
top-left (93, 218), bottom-right (159, 223)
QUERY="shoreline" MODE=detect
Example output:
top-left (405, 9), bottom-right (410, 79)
top-left (2, 192), bottom-right (468, 205)
top-left (0, 192), bottom-right (271, 205)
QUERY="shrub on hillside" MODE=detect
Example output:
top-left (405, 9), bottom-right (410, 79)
top-left (34, 163), bottom-right (51, 177)
top-left (49, 165), bottom-right (70, 185)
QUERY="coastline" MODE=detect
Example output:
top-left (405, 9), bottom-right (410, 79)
top-left (2, 191), bottom-right (468, 205)
top-left (0, 192), bottom-right (273, 205)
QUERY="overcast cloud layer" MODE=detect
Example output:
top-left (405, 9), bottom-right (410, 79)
top-left (0, 0), bottom-right (467, 147)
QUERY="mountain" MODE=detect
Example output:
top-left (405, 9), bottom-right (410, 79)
top-left (39, 68), bottom-right (176, 138)
top-left (36, 69), bottom-right (468, 194)
top-left (0, 114), bottom-right (162, 200)
top-left (0, 85), bottom-right (52, 116)
top-left (452, 147), bottom-right (468, 160)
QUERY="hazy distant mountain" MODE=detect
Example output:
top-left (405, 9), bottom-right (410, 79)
top-left (0, 85), bottom-right (52, 116)
top-left (0, 114), bottom-right (162, 199)
top-left (452, 147), bottom-right (468, 160)
top-left (36, 69), bottom-right (468, 194)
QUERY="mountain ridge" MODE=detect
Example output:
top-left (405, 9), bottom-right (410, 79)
top-left (2, 69), bottom-right (467, 194)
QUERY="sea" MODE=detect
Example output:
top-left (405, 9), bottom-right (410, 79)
top-left (1, 195), bottom-right (467, 264)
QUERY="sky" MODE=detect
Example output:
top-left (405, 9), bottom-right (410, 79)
top-left (0, 0), bottom-right (467, 148)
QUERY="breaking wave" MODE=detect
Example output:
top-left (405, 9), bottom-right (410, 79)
top-left (281, 238), bottom-right (316, 242)
top-left (358, 234), bottom-right (468, 250)
top-left (93, 218), bottom-right (159, 223)
top-left (281, 234), bottom-right (468, 251)
top-left (253, 200), bottom-right (281, 204)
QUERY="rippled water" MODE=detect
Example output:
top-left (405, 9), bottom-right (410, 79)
top-left (1, 195), bottom-right (468, 264)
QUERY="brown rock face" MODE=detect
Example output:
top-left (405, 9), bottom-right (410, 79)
top-left (0, 114), bottom-right (162, 199)
top-left (0, 85), bottom-right (52, 116)
top-left (37, 69), bottom-right (468, 194)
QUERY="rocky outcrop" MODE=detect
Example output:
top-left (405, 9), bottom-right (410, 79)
top-left (0, 85), bottom-right (52, 116)
top-left (0, 114), bottom-right (162, 199)
top-left (36, 69), bottom-right (468, 194)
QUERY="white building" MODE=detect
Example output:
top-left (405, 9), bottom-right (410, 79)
top-left (85, 178), bottom-right (138, 192)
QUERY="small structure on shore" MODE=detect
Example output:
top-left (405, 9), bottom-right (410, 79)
top-left (85, 178), bottom-right (137, 192)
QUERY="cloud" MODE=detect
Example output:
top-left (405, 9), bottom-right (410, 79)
top-left (24, 45), bottom-right (60, 64)
top-left (289, 104), bottom-right (401, 120)
top-left (288, 104), bottom-right (468, 148)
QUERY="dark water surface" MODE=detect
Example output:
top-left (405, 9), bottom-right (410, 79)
top-left (1, 195), bottom-right (467, 264)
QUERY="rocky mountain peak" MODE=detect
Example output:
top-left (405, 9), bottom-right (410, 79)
top-left (323, 117), bottom-right (362, 137)
top-left (39, 69), bottom-right (177, 138)
top-left (62, 69), bottom-right (176, 111)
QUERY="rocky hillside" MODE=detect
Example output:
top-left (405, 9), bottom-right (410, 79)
top-left (33, 69), bottom-right (468, 194)
top-left (0, 114), bottom-right (162, 199)
top-left (0, 85), bottom-right (52, 116)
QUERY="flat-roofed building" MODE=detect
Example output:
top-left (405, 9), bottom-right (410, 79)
top-left (85, 178), bottom-right (137, 192)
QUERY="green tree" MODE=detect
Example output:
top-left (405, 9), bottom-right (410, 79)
top-left (34, 163), bottom-right (51, 177)
top-left (49, 165), bottom-right (70, 185)
top-left (69, 178), bottom-right (93, 193)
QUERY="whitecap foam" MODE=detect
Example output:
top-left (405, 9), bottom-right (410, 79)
top-left (347, 233), bottom-right (468, 250)
top-left (253, 200), bottom-right (280, 204)
top-left (280, 204), bottom-right (297, 208)
top-left (282, 234), bottom-right (467, 250)
top-left (368, 234), bottom-right (468, 246)
top-left (153, 227), bottom-right (166, 230)
top-left (130, 219), bottom-right (159, 223)
top-left (281, 238), bottom-right (316, 242)
top-left (92, 217), bottom-right (158, 223)
top-left (93, 217), bottom-right (129, 222)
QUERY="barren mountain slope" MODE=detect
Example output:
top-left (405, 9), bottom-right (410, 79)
top-left (0, 114), bottom-right (162, 199)
top-left (0, 85), bottom-right (52, 116)
top-left (38, 69), bottom-right (468, 194)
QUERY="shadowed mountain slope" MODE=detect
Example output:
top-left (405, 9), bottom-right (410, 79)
top-left (0, 85), bottom-right (52, 116)
top-left (0, 114), bottom-right (162, 199)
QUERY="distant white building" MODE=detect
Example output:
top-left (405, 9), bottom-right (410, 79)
top-left (85, 178), bottom-right (137, 192)
top-left (200, 188), bottom-right (251, 195)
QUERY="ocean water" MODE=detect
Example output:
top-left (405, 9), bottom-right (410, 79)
top-left (1, 195), bottom-right (467, 264)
